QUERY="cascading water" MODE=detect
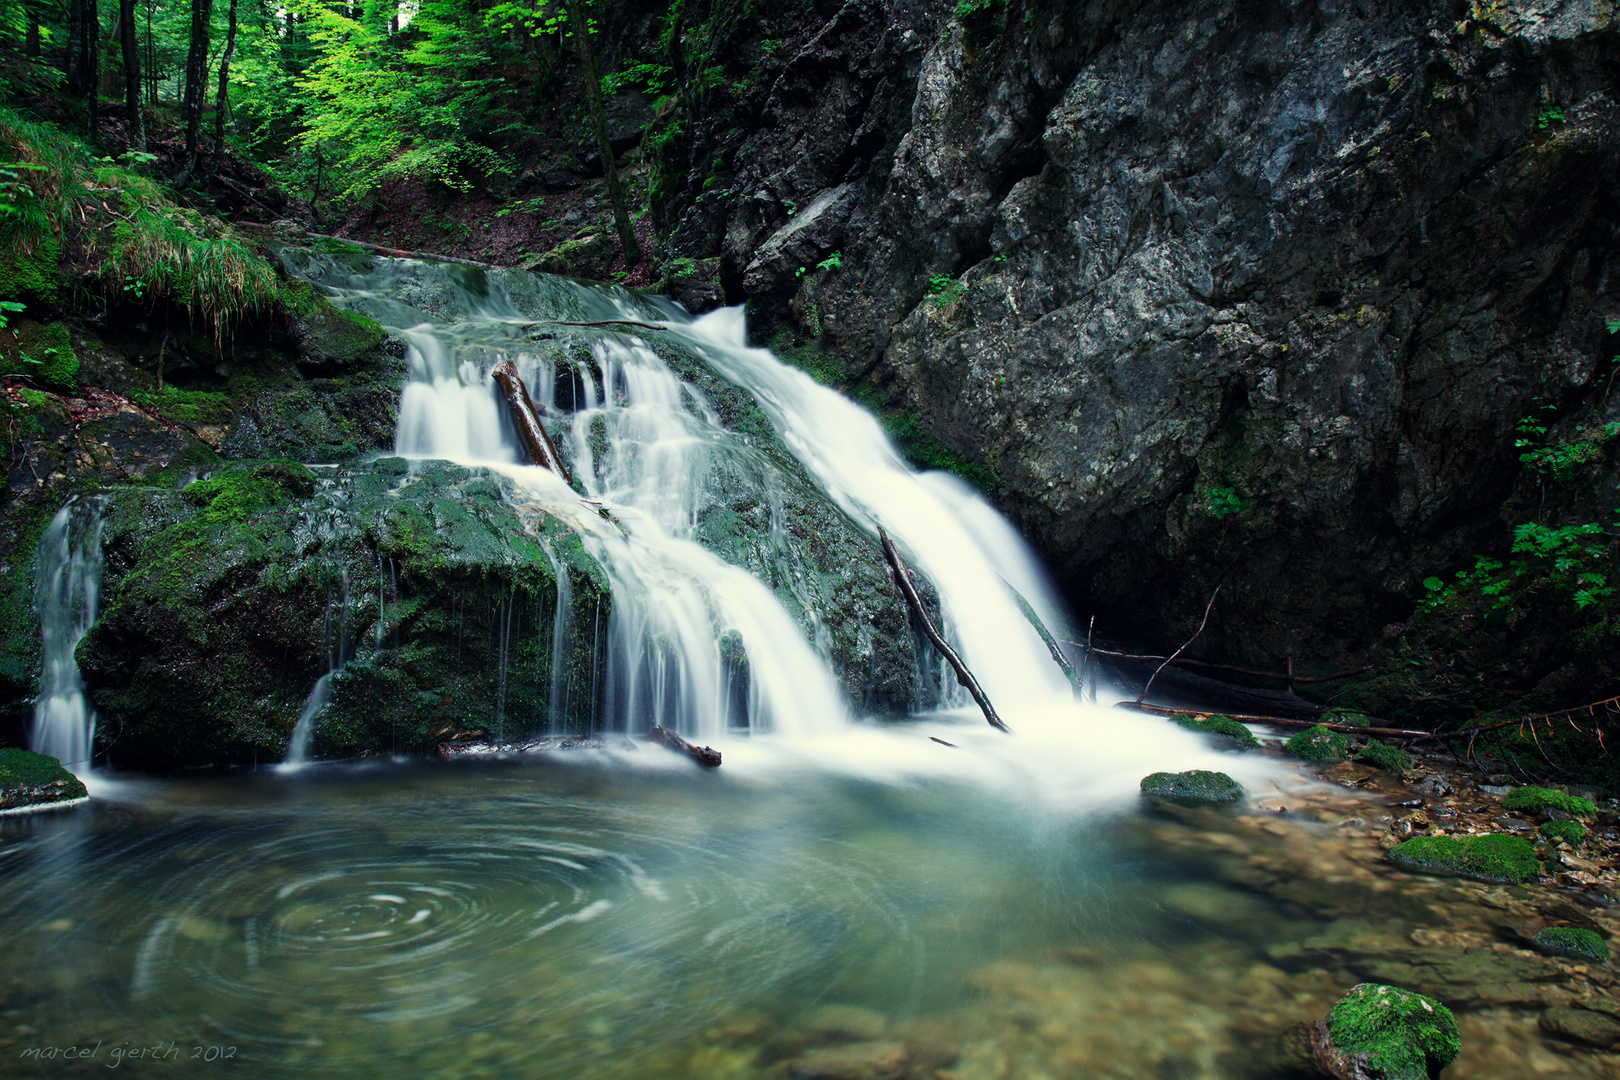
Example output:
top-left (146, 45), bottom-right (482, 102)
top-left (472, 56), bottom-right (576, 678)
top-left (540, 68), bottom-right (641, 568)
top-left (284, 558), bottom-right (352, 766)
top-left (31, 495), bottom-right (108, 775)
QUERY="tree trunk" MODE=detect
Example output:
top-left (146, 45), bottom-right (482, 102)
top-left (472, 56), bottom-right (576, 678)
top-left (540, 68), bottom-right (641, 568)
top-left (24, 0), bottom-right (40, 57)
top-left (203, 0), bottom-right (237, 181)
top-left (566, 0), bottom-right (641, 266)
top-left (119, 0), bottom-right (143, 152)
top-left (65, 0), bottom-right (83, 93)
top-left (82, 0), bottom-right (100, 135)
top-left (174, 0), bottom-right (213, 185)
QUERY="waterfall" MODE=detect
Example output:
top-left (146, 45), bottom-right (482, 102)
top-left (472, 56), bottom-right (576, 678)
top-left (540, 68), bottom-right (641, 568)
top-left (32, 496), bottom-right (108, 775)
top-left (284, 565), bottom-right (351, 765)
top-left (284, 253), bottom-right (1087, 746)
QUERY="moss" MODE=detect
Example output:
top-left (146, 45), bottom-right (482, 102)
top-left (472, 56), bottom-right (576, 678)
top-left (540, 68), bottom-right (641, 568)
top-left (1355, 741), bottom-right (1413, 773)
top-left (0, 237), bottom-right (59, 305)
top-left (1140, 769), bottom-right (1244, 804)
top-left (0, 747), bottom-right (88, 807)
top-left (1328, 710), bottom-right (1372, 728)
top-left (0, 319), bottom-right (77, 390)
top-left (1503, 786), bottom-right (1597, 817)
top-left (278, 280), bottom-right (387, 370)
top-left (1540, 819), bottom-right (1587, 846)
top-left (1386, 833), bottom-right (1539, 884)
top-left (1326, 984), bottom-right (1460, 1080)
top-left (1170, 713), bottom-right (1259, 750)
top-left (1531, 926), bottom-right (1608, 963)
top-left (129, 386), bottom-right (234, 425)
top-left (1285, 724), bottom-right (1349, 761)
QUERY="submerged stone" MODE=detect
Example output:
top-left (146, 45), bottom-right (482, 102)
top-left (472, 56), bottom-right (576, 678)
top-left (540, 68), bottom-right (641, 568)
top-left (1503, 786), bottom-right (1597, 818)
top-left (784, 1039), bottom-right (908, 1080)
top-left (1539, 1006), bottom-right (1620, 1049)
top-left (1169, 713), bottom-right (1259, 750)
top-left (0, 748), bottom-right (88, 811)
top-left (1530, 926), bottom-right (1609, 963)
top-left (1324, 983), bottom-right (1460, 1080)
top-left (1284, 724), bottom-right (1348, 762)
top-left (1140, 770), bottom-right (1243, 804)
top-left (1385, 833), bottom-right (1539, 884)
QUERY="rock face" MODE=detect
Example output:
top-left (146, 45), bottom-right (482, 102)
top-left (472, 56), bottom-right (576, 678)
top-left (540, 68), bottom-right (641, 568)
top-left (652, 0), bottom-right (1620, 684)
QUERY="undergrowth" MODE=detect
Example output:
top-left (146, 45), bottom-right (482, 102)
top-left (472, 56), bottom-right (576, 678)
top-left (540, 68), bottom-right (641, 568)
top-left (0, 107), bottom-right (280, 336)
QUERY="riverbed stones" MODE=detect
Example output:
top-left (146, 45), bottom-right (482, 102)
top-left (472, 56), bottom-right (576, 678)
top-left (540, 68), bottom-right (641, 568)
top-left (1320, 983), bottom-right (1460, 1080)
top-left (1539, 1006), bottom-right (1620, 1049)
top-left (780, 1039), bottom-right (909, 1080)
top-left (0, 749), bottom-right (87, 811)
top-left (1386, 834), bottom-right (1540, 885)
top-left (1531, 926), bottom-right (1609, 964)
top-left (1140, 770), bottom-right (1243, 805)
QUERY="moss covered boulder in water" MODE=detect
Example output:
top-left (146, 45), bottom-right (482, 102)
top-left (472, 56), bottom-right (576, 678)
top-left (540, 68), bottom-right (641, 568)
top-left (1531, 926), bottom-right (1608, 963)
top-left (1322, 983), bottom-right (1459, 1080)
top-left (1284, 724), bottom-right (1349, 761)
top-left (0, 748), bottom-right (88, 810)
top-left (1355, 741), bottom-right (1412, 773)
top-left (1140, 770), bottom-right (1243, 805)
top-left (1385, 833), bottom-right (1538, 884)
top-left (1169, 713), bottom-right (1258, 750)
top-left (1503, 786), bottom-right (1597, 817)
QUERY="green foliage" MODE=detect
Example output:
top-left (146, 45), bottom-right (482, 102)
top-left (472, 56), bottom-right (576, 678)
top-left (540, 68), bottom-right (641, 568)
top-left (1139, 769), bottom-right (1244, 804)
top-left (1503, 785), bottom-right (1597, 817)
top-left (1204, 485), bottom-right (1249, 518)
top-left (1386, 833), bottom-right (1539, 884)
top-left (1284, 724), bottom-right (1349, 761)
top-left (1327, 984), bottom-right (1460, 1080)
top-left (1169, 713), bottom-right (1259, 750)
top-left (928, 272), bottom-right (966, 308)
top-left (1354, 741), bottom-right (1412, 772)
top-left (0, 299), bottom-right (22, 328)
top-left (953, 0), bottom-right (1007, 23)
top-left (1531, 926), bottom-right (1608, 963)
top-left (1536, 105), bottom-right (1566, 130)
top-left (1539, 819), bottom-right (1586, 846)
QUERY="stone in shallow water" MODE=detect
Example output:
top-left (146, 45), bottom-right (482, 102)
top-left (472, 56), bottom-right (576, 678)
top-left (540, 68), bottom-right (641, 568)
top-left (1283, 725), bottom-right (1348, 762)
top-left (794, 1004), bottom-right (889, 1044)
top-left (1531, 926), bottom-right (1609, 963)
top-left (1539, 1006), bottom-right (1620, 1049)
top-left (1139, 770), bottom-right (1243, 805)
top-left (1322, 983), bottom-right (1459, 1080)
top-left (1385, 833), bottom-right (1539, 884)
top-left (784, 1039), bottom-right (908, 1080)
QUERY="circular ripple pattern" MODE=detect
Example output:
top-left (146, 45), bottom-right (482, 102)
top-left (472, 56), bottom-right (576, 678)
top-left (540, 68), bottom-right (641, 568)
top-left (0, 774), bottom-right (907, 1078)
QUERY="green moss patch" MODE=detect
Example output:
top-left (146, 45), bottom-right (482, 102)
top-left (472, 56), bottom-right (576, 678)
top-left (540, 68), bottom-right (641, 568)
top-left (1285, 724), bottom-right (1349, 762)
top-left (1503, 786), bottom-right (1597, 817)
top-left (1140, 769), bottom-right (1244, 804)
top-left (1326, 983), bottom-right (1459, 1080)
top-left (0, 748), bottom-right (88, 809)
top-left (1531, 926), bottom-right (1608, 963)
top-left (0, 318), bottom-right (77, 390)
top-left (1169, 713), bottom-right (1259, 750)
top-left (1328, 711), bottom-right (1372, 728)
top-left (1386, 833), bottom-right (1539, 884)
top-left (1355, 741), bottom-right (1413, 773)
top-left (1540, 819), bottom-right (1587, 846)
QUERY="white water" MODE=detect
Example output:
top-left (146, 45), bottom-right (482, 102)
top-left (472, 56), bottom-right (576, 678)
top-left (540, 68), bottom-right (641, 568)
top-left (284, 566), bottom-right (352, 766)
top-left (31, 496), bottom-right (108, 775)
top-left (286, 256), bottom-right (1292, 805)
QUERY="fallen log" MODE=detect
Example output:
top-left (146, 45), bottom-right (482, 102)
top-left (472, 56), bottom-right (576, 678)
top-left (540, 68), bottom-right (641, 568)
top-left (530, 319), bottom-right (669, 333)
top-left (643, 725), bottom-right (722, 767)
top-left (1115, 700), bottom-right (1428, 739)
top-left (879, 528), bottom-right (1008, 733)
top-left (491, 359), bottom-right (573, 483)
top-left (1082, 647), bottom-right (1369, 685)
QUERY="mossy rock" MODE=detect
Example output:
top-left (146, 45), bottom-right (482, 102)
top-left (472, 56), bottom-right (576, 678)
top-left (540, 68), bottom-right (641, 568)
top-left (0, 237), bottom-right (61, 305)
top-left (1386, 833), bottom-right (1539, 884)
top-left (1355, 741), bottom-right (1413, 773)
top-left (1503, 786), bottom-right (1596, 817)
top-left (0, 318), bottom-right (78, 390)
top-left (1140, 769), bottom-right (1244, 805)
top-left (0, 748), bottom-right (88, 810)
top-left (278, 280), bottom-right (388, 374)
top-left (1324, 983), bottom-right (1459, 1080)
top-left (1285, 724), bottom-right (1349, 762)
top-left (1328, 711), bottom-right (1372, 728)
top-left (1540, 819), bottom-right (1586, 846)
top-left (1169, 713), bottom-right (1259, 750)
top-left (1531, 926), bottom-right (1608, 963)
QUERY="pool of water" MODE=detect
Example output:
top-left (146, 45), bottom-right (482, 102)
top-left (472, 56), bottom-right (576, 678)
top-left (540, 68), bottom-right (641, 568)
top-left (1, 729), bottom-right (1613, 1079)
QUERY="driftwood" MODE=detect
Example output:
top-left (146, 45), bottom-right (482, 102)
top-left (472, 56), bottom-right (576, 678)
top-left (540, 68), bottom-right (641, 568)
top-left (542, 319), bottom-right (668, 332)
top-left (1116, 700), bottom-right (1429, 739)
top-left (643, 725), bottom-right (722, 767)
top-left (491, 359), bottom-right (573, 483)
top-left (878, 528), bottom-right (1008, 732)
top-left (1137, 566), bottom-right (1234, 704)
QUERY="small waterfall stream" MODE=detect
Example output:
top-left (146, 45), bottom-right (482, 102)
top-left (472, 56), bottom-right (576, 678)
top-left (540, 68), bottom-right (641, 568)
top-left (31, 496), bottom-right (108, 775)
